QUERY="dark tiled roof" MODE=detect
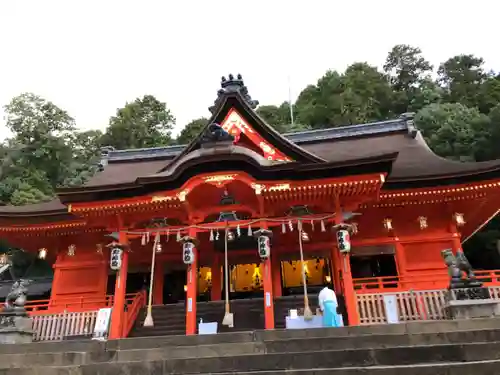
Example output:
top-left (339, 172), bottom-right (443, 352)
top-left (100, 117), bottom-right (409, 163)
top-left (0, 200), bottom-right (66, 216)
top-left (3, 113), bottom-right (500, 216)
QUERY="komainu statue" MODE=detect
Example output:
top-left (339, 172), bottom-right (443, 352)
top-left (441, 249), bottom-right (482, 289)
top-left (3, 279), bottom-right (31, 314)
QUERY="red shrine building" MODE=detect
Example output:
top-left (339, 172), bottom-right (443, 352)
top-left (2, 74), bottom-right (500, 340)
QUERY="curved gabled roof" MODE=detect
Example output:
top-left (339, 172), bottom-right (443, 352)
top-left (166, 91), bottom-right (325, 168)
top-left (3, 75), bottom-right (500, 217)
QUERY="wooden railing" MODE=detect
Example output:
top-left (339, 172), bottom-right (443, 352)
top-left (122, 290), bottom-right (147, 337)
top-left (25, 293), bottom-right (140, 315)
top-left (356, 285), bottom-right (500, 325)
top-left (32, 310), bottom-right (99, 341)
top-left (29, 292), bottom-right (145, 341)
top-left (25, 295), bottom-right (114, 315)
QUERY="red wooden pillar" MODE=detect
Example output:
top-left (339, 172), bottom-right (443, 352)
top-left (153, 261), bottom-right (164, 305)
top-left (259, 222), bottom-right (275, 330)
top-left (263, 256), bottom-right (275, 329)
top-left (271, 254), bottom-right (282, 298)
top-left (341, 253), bottom-right (359, 325)
top-left (334, 199), bottom-right (360, 326)
top-left (331, 249), bottom-right (342, 293)
top-left (394, 239), bottom-right (407, 277)
top-left (211, 253), bottom-right (222, 301)
top-left (450, 223), bottom-right (463, 254)
top-left (185, 229), bottom-right (198, 335)
top-left (109, 231), bottom-right (129, 339)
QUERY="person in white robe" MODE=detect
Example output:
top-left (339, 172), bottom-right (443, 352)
top-left (318, 285), bottom-right (342, 327)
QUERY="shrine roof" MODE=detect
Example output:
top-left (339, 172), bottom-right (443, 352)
top-left (84, 112), bottom-right (500, 190)
top-left (3, 73), bottom-right (500, 217)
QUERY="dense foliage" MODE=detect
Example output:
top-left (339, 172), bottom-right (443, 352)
top-left (1, 44), bottom-right (500, 267)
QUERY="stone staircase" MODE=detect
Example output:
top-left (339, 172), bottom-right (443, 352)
top-left (131, 295), bottom-right (325, 336)
top-left (2, 318), bottom-right (500, 374)
top-left (131, 298), bottom-right (266, 337)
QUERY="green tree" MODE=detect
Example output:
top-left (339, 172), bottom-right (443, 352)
top-left (295, 63), bottom-right (394, 128)
top-left (437, 54), bottom-right (487, 108)
top-left (0, 93), bottom-right (99, 205)
top-left (478, 75), bottom-right (500, 114)
top-left (63, 130), bottom-right (104, 187)
top-left (383, 45), bottom-right (434, 114)
top-left (415, 102), bottom-right (491, 161)
top-left (256, 104), bottom-right (289, 130)
top-left (384, 44), bottom-right (433, 92)
top-left (256, 103), bottom-right (311, 133)
top-left (4, 93), bottom-right (76, 188)
top-left (176, 118), bottom-right (208, 145)
top-left (101, 95), bottom-right (175, 150)
top-left (409, 78), bottom-right (443, 111)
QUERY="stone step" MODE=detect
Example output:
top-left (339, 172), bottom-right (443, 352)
top-left (256, 317), bottom-right (500, 341)
top-left (0, 341), bottom-right (265, 368)
top-left (3, 328), bottom-right (500, 368)
top-left (202, 360), bottom-right (500, 375)
top-left (112, 331), bottom-right (256, 351)
top-left (132, 296), bottom-right (324, 336)
top-left (4, 318), bottom-right (500, 355)
top-left (264, 328), bottom-right (500, 353)
top-left (129, 329), bottom-right (187, 338)
top-left (12, 342), bottom-right (500, 375)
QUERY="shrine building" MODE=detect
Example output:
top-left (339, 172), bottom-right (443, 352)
top-left (2, 74), bottom-right (500, 340)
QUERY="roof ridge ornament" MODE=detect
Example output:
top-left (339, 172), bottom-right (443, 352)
top-left (400, 112), bottom-right (417, 138)
top-left (200, 122), bottom-right (234, 147)
top-left (209, 74), bottom-right (259, 114)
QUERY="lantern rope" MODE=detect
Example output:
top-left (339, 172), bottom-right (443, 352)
top-left (143, 231), bottom-right (161, 327)
top-left (221, 225), bottom-right (234, 327)
top-left (121, 213), bottom-right (340, 238)
top-left (297, 219), bottom-right (313, 321)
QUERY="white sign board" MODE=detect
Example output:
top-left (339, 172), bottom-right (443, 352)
top-left (383, 294), bottom-right (399, 324)
top-left (265, 292), bottom-right (271, 307)
top-left (199, 321), bottom-right (218, 335)
top-left (93, 308), bottom-right (112, 339)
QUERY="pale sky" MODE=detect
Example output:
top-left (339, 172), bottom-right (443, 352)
top-left (1, 0), bottom-right (499, 141)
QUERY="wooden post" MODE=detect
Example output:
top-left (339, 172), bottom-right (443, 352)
top-left (271, 254), bottom-right (282, 298)
top-left (341, 253), bottom-right (359, 325)
top-left (334, 196), bottom-right (360, 326)
top-left (263, 257), bottom-right (275, 329)
top-left (450, 223), bottom-right (463, 254)
top-left (153, 261), bottom-right (164, 305)
top-left (185, 228), bottom-right (198, 335)
top-left (109, 231), bottom-right (129, 339)
top-left (260, 221), bottom-right (275, 330)
top-left (211, 253), bottom-right (222, 301)
top-left (331, 248), bottom-right (342, 293)
top-left (394, 239), bottom-right (407, 277)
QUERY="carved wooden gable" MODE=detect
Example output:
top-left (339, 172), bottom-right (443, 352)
top-left (221, 108), bottom-right (292, 162)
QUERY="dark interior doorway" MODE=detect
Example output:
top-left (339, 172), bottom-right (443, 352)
top-left (163, 270), bottom-right (187, 304)
top-left (350, 254), bottom-right (398, 280)
top-left (106, 272), bottom-right (149, 296)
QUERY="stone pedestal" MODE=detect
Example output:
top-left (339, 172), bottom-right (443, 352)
top-left (0, 315), bottom-right (33, 344)
top-left (444, 287), bottom-right (500, 320)
top-left (445, 299), bottom-right (500, 320)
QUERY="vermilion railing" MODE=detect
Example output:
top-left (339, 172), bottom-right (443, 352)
top-left (27, 291), bottom-right (147, 341)
top-left (122, 290), bottom-right (147, 337)
top-left (25, 293), bottom-right (140, 315)
top-left (353, 270), bottom-right (500, 293)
